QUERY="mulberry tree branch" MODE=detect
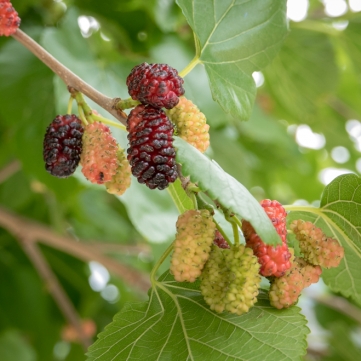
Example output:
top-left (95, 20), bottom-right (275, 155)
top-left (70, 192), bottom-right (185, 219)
top-left (0, 206), bottom-right (151, 293)
top-left (0, 160), bottom-right (21, 184)
top-left (20, 238), bottom-right (91, 351)
top-left (11, 29), bottom-right (127, 124)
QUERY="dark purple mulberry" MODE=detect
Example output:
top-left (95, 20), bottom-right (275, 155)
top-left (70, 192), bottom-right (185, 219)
top-left (43, 114), bottom-right (84, 178)
top-left (127, 104), bottom-right (178, 190)
top-left (126, 63), bottom-right (185, 109)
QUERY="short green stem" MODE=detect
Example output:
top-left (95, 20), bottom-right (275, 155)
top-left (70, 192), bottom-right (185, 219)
top-left (190, 192), bottom-right (198, 209)
top-left (284, 205), bottom-right (322, 215)
top-left (77, 105), bottom-right (88, 125)
top-left (117, 98), bottom-right (140, 110)
top-left (179, 56), bottom-right (201, 78)
top-left (71, 89), bottom-right (127, 130)
top-left (150, 241), bottom-right (175, 286)
top-left (67, 97), bottom-right (74, 115)
top-left (225, 214), bottom-right (243, 246)
top-left (91, 113), bottom-right (127, 131)
top-left (230, 220), bottom-right (240, 245)
top-left (232, 215), bottom-right (243, 230)
top-left (213, 219), bottom-right (232, 247)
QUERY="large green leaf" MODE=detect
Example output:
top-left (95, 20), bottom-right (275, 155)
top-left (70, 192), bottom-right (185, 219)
top-left (87, 272), bottom-right (309, 361)
top-left (176, 0), bottom-right (288, 120)
top-left (0, 330), bottom-right (36, 361)
top-left (174, 137), bottom-right (282, 246)
top-left (264, 27), bottom-right (338, 125)
top-left (287, 174), bottom-right (361, 306)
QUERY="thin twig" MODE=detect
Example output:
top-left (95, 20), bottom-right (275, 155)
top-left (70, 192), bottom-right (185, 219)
top-left (90, 242), bottom-right (151, 255)
top-left (312, 294), bottom-right (361, 326)
top-left (0, 160), bottom-right (21, 184)
top-left (11, 29), bottom-right (127, 124)
top-left (20, 238), bottom-right (91, 350)
top-left (0, 206), bottom-right (151, 292)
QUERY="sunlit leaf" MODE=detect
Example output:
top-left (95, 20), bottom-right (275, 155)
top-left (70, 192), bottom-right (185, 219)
top-left (176, 0), bottom-right (288, 119)
top-left (87, 272), bottom-right (309, 361)
top-left (167, 179), bottom-right (194, 214)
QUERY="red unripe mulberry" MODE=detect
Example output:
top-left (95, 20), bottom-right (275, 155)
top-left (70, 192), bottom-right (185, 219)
top-left (242, 199), bottom-right (291, 277)
top-left (0, 0), bottom-right (20, 37)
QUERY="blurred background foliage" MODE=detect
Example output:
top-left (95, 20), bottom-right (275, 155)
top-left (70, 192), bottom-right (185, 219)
top-left (0, 0), bottom-right (361, 360)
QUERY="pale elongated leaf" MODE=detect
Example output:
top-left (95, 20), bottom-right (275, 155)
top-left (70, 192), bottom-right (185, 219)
top-left (287, 174), bottom-right (361, 306)
top-left (174, 137), bottom-right (281, 246)
top-left (176, 0), bottom-right (288, 119)
top-left (167, 179), bottom-right (194, 214)
top-left (87, 272), bottom-right (309, 361)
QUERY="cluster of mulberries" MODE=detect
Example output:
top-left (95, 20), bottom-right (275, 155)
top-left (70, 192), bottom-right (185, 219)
top-left (200, 245), bottom-right (261, 315)
top-left (290, 219), bottom-right (344, 268)
top-left (269, 250), bottom-right (322, 309)
top-left (242, 199), bottom-right (292, 277)
top-left (0, 0), bottom-right (21, 37)
top-left (43, 114), bottom-right (132, 196)
top-left (170, 210), bottom-right (216, 282)
top-left (43, 114), bottom-right (84, 178)
top-left (126, 63), bottom-right (185, 190)
top-left (166, 97), bottom-right (210, 153)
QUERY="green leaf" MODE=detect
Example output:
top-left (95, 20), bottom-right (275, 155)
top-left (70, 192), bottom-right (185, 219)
top-left (121, 177), bottom-right (179, 244)
top-left (87, 272), bottom-right (309, 361)
top-left (174, 137), bottom-right (282, 246)
top-left (0, 330), bottom-right (36, 361)
top-left (264, 28), bottom-right (338, 124)
top-left (287, 174), bottom-right (361, 306)
top-left (326, 322), bottom-right (361, 361)
top-left (176, 0), bottom-right (288, 119)
top-left (167, 179), bottom-right (194, 214)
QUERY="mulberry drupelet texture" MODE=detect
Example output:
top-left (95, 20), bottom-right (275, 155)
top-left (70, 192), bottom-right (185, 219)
top-left (43, 114), bottom-right (84, 178)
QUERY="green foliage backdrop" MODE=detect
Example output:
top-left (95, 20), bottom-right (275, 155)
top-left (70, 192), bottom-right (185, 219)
top-left (1, 0), bottom-right (361, 360)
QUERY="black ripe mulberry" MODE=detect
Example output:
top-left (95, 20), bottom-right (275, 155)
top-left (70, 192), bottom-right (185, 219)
top-left (126, 63), bottom-right (185, 109)
top-left (127, 104), bottom-right (177, 190)
top-left (43, 114), bottom-right (84, 178)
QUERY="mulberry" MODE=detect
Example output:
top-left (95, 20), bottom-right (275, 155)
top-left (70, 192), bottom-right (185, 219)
top-left (242, 199), bottom-right (291, 277)
top-left (269, 254), bottom-right (322, 309)
top-left (201, 245), bottom-right (261, 315)
top-left (105, 149), bottom-right (131, 196)
top-left (80, 122), bottom-right (118, 184)
top-left (0, 0), bottom-right (20, 37)
top-left (290, 220), bottom-right (344, 268)
top-left (43, 114), bottom-right (84, 178)
top-left (269, 259), bottom-right (304, 309)
top-left (170, 210), bottom-right (216, 283)
top-left (166, 97), bottom-right (210, 153)
top-left (296, 257), bottom-right (322, 288)
top-left (127, 104), bottom-right (177, 190)
top-left (213, 230), bottom-right (230, 249)
top-left (126, 63), bottom-right (185, 109)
